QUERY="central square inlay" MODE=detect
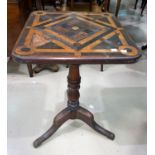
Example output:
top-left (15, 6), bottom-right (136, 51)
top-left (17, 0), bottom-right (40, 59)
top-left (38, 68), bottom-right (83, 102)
top-left (72, 26), bottom-right (79, 30)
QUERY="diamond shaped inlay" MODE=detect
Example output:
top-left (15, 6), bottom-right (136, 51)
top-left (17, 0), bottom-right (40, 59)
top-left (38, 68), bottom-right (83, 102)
top-left (14, 12), bottom-right (139, 58)
top-left (33, 14), bottom-right (113, 50)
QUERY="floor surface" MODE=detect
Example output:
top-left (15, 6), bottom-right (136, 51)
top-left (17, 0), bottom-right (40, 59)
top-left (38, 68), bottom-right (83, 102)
top-left (7, 0), bottom-right (147, 154)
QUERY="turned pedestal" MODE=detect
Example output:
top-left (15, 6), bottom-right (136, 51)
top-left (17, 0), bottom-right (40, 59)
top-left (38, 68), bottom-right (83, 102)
top-left (33, 64), bottom-right (115, 148)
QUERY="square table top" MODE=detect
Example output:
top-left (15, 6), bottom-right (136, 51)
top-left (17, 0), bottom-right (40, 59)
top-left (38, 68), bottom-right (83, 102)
top-left (12, 11), bottom-right (141, 64)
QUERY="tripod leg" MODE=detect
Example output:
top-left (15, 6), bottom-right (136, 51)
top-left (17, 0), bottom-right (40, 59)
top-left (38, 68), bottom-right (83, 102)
top-left (76, 106), bottom-right (115, 140)
top-left (33, 107), bottom-right (71, 148)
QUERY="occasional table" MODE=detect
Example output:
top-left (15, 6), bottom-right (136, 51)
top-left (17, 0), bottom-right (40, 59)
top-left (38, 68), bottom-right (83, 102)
top-left (12, 11), bottom-right (141, 148)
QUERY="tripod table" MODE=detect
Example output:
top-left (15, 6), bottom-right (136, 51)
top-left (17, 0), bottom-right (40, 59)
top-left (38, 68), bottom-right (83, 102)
top-left (12, 11), bottom-right (141, 148)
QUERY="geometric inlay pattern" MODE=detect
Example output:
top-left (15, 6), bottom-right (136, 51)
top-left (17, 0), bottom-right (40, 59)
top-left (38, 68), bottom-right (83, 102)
top-left (13, 11), bottom-right (140, 62)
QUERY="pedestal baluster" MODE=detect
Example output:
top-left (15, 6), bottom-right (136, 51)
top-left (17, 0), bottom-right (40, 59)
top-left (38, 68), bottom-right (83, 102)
top-left (33, 64), bottom-right (115, 148)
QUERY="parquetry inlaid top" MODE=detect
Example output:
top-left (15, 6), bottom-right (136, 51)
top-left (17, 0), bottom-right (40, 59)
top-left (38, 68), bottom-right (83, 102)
top-left (12, 11), bottom-right (141, 64)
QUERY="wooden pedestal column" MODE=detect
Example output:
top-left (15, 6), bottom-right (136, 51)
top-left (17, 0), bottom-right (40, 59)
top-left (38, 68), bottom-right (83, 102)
top-left (33, 64), bottom-right (115, 148)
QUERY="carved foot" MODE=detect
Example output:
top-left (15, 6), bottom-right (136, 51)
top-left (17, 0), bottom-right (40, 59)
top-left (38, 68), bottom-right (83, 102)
top-left (93, 121), bottom-right (115, 140)
top-left (33, 108), bottom-right (71, 148)
top-left (76, 106), bottom-right (115, 140)
top-left (33, 124), bottom-right (59, 148)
